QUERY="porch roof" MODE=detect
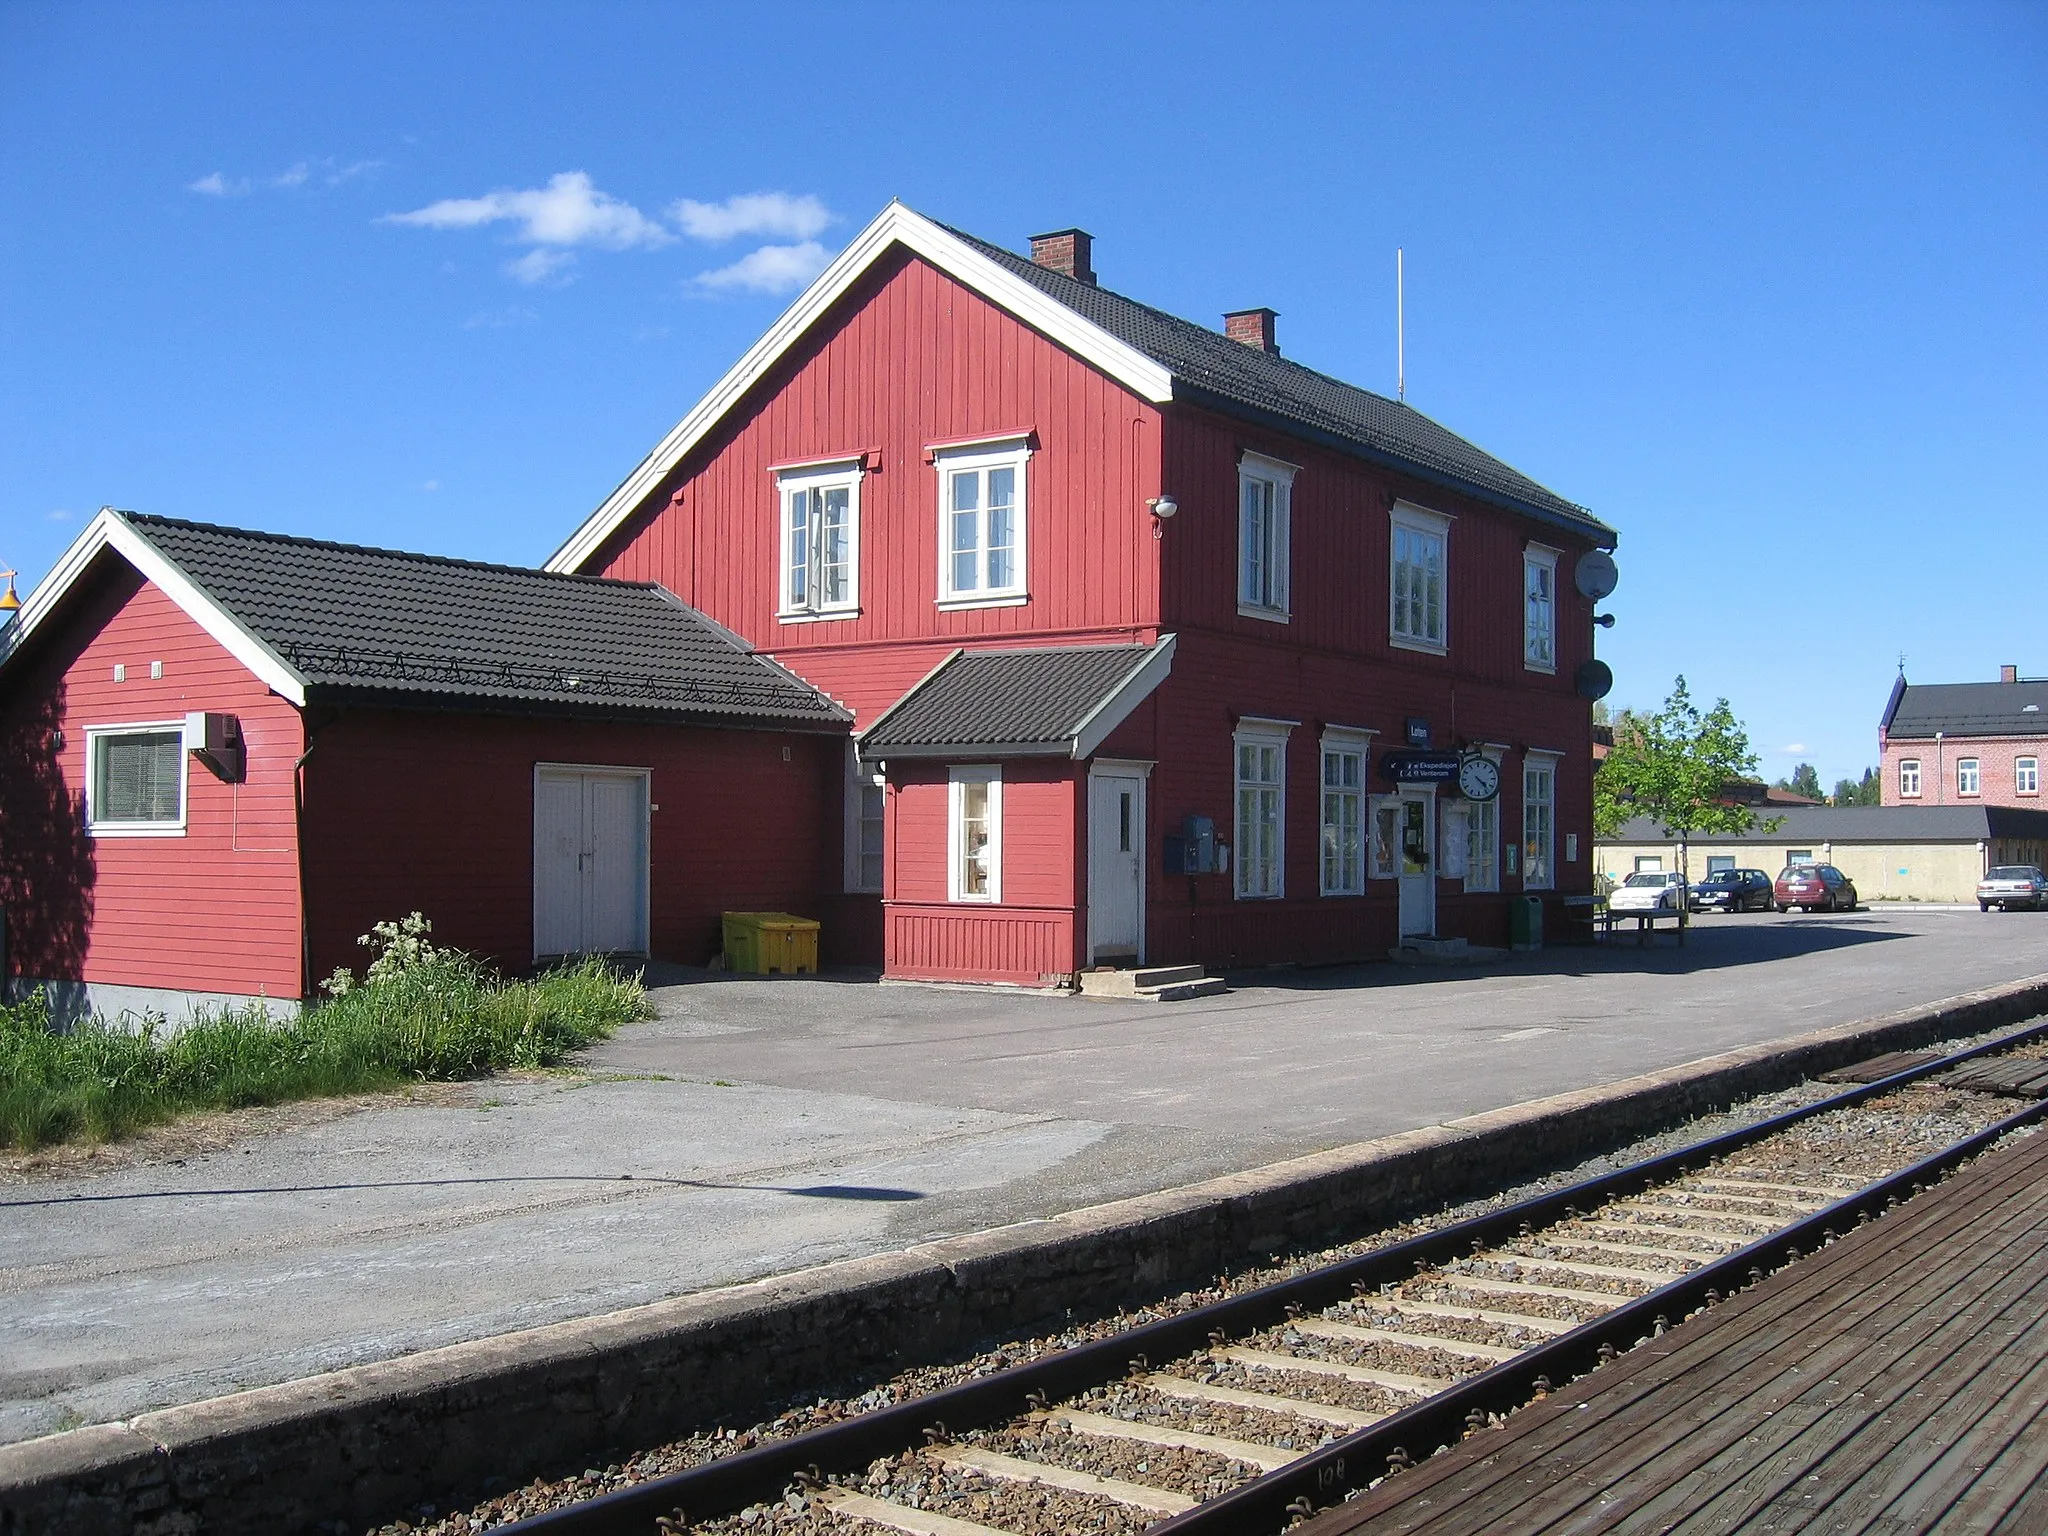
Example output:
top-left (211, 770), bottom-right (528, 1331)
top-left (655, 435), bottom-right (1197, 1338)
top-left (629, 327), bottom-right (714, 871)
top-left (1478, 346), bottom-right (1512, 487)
top-left (859, 636), bottom-right (1176, 761)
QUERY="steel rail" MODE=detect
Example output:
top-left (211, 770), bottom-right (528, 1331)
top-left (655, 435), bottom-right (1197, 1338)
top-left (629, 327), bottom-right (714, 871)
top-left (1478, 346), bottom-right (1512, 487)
top-left (490, 1017), bottom-right (2048, 1536)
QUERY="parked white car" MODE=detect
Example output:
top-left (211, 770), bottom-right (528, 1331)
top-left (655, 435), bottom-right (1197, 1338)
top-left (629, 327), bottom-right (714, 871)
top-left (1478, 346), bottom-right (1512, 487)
top-left (1978, 866), bottom-right (2048, 912)
top-left (1609, 871), bottom-right (1687, 913)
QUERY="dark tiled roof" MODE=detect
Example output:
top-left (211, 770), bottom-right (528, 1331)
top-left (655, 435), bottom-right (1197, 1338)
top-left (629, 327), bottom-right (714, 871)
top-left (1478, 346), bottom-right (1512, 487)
top-left (947, 226), bottom-right (1613, 544)
top-left (126, 515), bottom-right (847, 727)
top-left (1607, 806), bottom-right (2048, 843)
top-left (862, 643), bottom-right (1159, 758)
top-left (1884, 679), bottom-right (2048, 740)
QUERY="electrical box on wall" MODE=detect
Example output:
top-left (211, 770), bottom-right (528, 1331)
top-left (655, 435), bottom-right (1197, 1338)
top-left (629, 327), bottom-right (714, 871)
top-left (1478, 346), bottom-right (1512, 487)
top-left (1164, 815), bottom-right (1221, 875)
top-left (184, 711), bottom-right (244, 782)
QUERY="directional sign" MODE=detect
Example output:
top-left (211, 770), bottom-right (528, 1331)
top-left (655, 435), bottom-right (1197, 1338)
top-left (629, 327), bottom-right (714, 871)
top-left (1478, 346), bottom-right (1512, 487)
top-left (1379, 750), bottom-right (1461, 785)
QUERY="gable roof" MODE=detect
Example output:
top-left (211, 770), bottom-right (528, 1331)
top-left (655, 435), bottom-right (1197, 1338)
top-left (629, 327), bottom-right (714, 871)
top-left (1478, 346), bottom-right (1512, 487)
top-left (0, 510), bottom-right (848, 729)
top-left (1882, 678), bottom-right (2048, 740)
top-left (859, 636), bottom-right (1175, 761)
top-left (1606, 805), bottom-right (2048, 845)
top-left (546, 202), bottom-right (1612, 574)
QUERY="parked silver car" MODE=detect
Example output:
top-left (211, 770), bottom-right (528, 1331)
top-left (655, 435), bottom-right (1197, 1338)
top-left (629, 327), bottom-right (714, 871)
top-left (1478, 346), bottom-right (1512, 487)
top-left (1609, 871), bottom-right (1686, 913)
top-left (1978, 866), bottom-right (2048, 912)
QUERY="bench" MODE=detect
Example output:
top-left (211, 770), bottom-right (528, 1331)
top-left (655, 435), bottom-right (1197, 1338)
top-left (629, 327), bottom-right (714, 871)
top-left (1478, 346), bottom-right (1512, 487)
top-left (1591, 906), bottom-right (1688, 947)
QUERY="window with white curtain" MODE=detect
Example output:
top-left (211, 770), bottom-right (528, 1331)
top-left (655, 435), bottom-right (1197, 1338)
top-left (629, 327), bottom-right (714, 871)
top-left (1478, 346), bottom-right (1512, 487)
top-left (1523, 757), bottom-right (1557, 889)
top-left (777, 461), bottom-right (861, 618)
top-left (1235, 720), bottom-right (1292, 898)
top-left (1319, 738), bottom-right (1366, 895)
top-left (947, 766), bottom-right (1001, 902)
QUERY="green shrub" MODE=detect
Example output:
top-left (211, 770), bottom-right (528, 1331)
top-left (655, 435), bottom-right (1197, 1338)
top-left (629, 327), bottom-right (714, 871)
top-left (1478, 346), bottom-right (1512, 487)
top-left (0, 917), bottom-right (650, 1150)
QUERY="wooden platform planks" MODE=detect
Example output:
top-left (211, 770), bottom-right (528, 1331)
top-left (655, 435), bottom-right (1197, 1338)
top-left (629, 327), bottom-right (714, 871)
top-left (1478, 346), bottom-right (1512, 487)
top-left (1819, 1050), bottom-right (1945, 1084)
top-left (1934, 1056), bottom-right (2048, 1099)
top-left (1298, 1122), bottom-right (2048, 1535)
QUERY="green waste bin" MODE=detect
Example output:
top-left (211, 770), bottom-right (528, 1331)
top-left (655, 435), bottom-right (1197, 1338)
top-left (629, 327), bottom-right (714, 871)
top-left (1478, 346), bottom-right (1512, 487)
top-left (1509, 896), bottom-right (1544, 952)
top-left (722, 912), bottom-right (820, 975)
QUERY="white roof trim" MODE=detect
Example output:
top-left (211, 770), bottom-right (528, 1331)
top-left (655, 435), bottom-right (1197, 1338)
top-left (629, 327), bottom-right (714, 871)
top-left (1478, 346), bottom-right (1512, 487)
top-left (546, 201), bottom-right (1176, 575)
top-left (0, 510), bottom-right (309, 705)
top-left (1072, 634), bottom-right (1177, 760)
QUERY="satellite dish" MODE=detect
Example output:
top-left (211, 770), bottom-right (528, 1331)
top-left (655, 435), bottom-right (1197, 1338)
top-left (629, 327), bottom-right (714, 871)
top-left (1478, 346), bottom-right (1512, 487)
top-left (1575, 550), bottom-right (1619, 601)
top-left (1576, 659), bottom-right (1614, 701)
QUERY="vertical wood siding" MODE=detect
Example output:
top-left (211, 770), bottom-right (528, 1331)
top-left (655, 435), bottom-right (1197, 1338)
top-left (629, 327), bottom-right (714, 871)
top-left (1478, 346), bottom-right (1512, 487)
top-left (882, 760), bottom-right (1079, 983)
top-left (300, 712), bottom-right (848, 981)
top-left (0, 560), bottom-right (303, 999)
top-left (586, 249), bottom-right (1164, 729)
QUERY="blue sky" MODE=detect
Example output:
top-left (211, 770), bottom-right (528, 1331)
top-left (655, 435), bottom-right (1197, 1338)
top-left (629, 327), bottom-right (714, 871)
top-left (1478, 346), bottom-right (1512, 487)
top-left (3, 2), bottom-right (2042, 788)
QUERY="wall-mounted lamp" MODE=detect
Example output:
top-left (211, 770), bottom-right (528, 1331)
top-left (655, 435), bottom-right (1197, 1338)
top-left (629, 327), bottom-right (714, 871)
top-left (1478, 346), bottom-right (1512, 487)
top-left (1147, 495), bottom-right (1178, 520)
top-left (1593, 612), bottom-right (1616, 628)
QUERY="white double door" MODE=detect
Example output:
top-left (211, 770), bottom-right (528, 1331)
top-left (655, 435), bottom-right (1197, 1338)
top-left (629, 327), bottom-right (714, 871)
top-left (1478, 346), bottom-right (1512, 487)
top-left (534, 766), bottom-right (649, 959)
top-left (1088, 764), bottom-right (1148, 964)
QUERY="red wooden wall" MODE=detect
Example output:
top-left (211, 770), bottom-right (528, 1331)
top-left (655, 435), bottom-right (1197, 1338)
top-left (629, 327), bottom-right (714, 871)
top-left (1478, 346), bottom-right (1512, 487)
top-left (883, 759), bottom-right (1079, 985)
top-left (585, 248), bottom-right (1165, 729)
top-left (299, 710), bottom-right (846, 983)
top-left (0, 559), bottom-right (303, 1001)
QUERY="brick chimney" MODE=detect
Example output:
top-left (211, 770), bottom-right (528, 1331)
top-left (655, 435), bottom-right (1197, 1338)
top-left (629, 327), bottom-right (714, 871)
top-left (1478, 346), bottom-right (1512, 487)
top-left (1224, 307), bottom-right (1280, 354)
top-left (2002, 664), bottom-right (2019, 683)
top-left (1029, 228), bottom-right (1095, 285)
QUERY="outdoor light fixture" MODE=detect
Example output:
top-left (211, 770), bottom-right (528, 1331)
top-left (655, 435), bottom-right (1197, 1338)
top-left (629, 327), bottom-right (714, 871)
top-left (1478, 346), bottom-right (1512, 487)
top-left (0, 570), bottom-right (18, 613)
top-left (1594, 612), bottom-right (1616, 628)
top-left (1147, 495), bottom-right (1178, 519)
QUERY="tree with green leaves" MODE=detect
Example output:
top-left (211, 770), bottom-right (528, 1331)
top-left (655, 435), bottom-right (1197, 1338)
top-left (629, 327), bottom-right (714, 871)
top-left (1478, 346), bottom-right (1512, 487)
top-left (1776, 762), bottom-right (1823, 802)
top-left (1595, 677), bottom-right (1775, 884)
top-left (1830, 767), bottom-right (1881, 807)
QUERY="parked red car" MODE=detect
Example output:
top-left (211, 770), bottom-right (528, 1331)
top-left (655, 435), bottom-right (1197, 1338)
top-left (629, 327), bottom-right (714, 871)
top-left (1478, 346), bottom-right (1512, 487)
top-left (1774, 864), bottom-right (1859, 913)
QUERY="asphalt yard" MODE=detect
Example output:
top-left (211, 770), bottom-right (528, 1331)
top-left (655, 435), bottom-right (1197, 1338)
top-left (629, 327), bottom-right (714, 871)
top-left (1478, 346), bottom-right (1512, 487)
top-left (5, 905), bottom-right (2048, 1446)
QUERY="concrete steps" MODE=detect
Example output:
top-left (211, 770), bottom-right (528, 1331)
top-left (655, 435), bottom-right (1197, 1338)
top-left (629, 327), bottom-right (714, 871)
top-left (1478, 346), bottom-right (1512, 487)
top-left (1076, 964), bottom-right (1228, 1002)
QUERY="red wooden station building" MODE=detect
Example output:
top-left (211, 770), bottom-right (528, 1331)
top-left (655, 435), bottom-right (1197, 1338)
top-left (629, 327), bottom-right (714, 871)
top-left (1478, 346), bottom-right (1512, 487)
top-left (0, 203), bottom-right (1618, 1019)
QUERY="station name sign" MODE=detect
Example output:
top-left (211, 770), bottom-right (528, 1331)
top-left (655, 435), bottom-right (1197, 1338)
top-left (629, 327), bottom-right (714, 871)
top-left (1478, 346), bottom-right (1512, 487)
top-left (1378, 749), bottom-right (1462, 785)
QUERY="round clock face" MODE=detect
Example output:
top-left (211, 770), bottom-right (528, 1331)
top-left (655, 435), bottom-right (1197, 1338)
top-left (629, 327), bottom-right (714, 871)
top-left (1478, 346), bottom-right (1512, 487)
top-left (1457, 755), bottom-right (1501, 801)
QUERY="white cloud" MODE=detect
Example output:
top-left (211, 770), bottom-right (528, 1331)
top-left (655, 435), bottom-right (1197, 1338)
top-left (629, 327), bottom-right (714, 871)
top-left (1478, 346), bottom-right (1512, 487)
top-left (327, 159), bottom-right (383, 185)
top-left (1779, 743), bottom-right (1809, 755)
top-left (672, 192), bottom-right (831, 243)
top-left (188, 171), bottom-right (248, 196)
top-left (505, 248), bottom-right (578, 285)
top-left (422, 479), bottom-right (440, 492)
top-left (384, 171), bottom-right (673, 250)
top-left (692, 241), bottom-right (831, 295)
top-left (46, 508), bottom-right (71, 522)
top-left (271, 162), bottom-right (310, 189)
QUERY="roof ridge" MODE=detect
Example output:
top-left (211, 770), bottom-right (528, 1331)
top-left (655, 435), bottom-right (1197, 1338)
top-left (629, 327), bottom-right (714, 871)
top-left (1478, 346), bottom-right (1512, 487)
top-left (126, 513), bottom-right (661, 591)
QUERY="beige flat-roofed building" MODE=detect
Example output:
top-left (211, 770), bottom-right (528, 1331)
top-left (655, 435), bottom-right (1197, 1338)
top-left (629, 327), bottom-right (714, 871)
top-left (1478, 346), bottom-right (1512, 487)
top-left (1599, 806), bottom-right (2048, 905)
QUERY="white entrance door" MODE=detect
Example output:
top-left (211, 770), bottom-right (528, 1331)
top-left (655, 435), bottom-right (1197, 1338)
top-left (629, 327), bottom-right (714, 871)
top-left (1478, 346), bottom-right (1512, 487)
top-left (534, 767), bottom-right (649, 959)
top-left (1397, 788), bottom-right (1436, 938)
top-left (1088, 767), bottom-right (1146, 964)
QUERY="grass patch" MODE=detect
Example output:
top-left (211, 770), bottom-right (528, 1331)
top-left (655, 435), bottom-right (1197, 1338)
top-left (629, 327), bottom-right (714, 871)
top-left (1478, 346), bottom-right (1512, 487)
top-left (1, 952), bottom-right (650, 1151)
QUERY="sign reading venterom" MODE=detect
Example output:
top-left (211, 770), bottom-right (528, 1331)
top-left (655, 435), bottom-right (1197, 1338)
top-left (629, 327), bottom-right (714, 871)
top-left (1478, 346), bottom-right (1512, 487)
top-left (1379, 750), bottom-right (1461, 785)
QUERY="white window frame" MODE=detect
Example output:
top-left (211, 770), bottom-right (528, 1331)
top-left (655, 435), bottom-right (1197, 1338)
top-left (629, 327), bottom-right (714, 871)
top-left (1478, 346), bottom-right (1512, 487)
top-left (1524, 544), bottom-right (1559, 672)
top-left (1318, 726), bottom-right (1372, 896)
top-left (1958, 758), bottom-right (1981, 797)
top-left (1463, 747), bottom-right (1505, 892)
top-left (1390, 501), bottom-right (1452, 654)
top-left (1234, 716), bottom-right (1295, 899)
top-left (2019, 757), bottom-right (2040, 796)
top-left (85, 720), bottom-right (189, 837)
top-left (775, 458), bottom-right (863, 622)
top-left (1522, 752), bottom-right (1559, 890)
top-left (1368, 795), bottom-right (1401, 882)
top-left (934, 438), bottom-right (1030, 610)
top-left (1899, 758), bottom-right (1921, 798)
top-left (844, 747), bottom-right (885, 894)
top-left (1237, 452), bottom-right (1296, 621)
top-left (946, 765), bottom-right (1002, 904)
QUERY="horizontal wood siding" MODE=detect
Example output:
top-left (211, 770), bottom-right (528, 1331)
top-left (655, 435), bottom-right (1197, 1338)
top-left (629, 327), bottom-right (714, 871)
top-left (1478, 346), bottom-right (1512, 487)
top-left (300, 711), bottom-right (852, 980)
top-left (883, 759), bottom-right (1078, 983)
top-left (587, 248), bottom-right (1163, 728)
top-left (0, 559), bottom-right (302, 998)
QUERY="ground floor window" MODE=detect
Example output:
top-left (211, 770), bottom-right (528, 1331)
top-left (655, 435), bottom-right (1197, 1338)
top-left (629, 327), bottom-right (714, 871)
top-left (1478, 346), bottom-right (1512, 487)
top-left (1465, 796), bottom-right (1500, 891)
top-left (1707, 855), bottom-right (1736, 873)
top-left (1634, 854), bottom-right (1663, 873)
top-left (87, 723), bottom-right (186, 833)
top-left (1368, 796), bottom-right (1400, 881)
top-left (947, 766), bottom-right (1001, 902)
top-left (846, 755), bottom-right (885, 893)
top-left (1523, 757), bottom-right (1557, 889)
top-left (1788, 848), bottom-right (1814, 865)
top-left (1440, 803), bottom-right (1469, 881)
top-left (1320, 738), bottom-right (1365, 895)
top-left (1235, 720), bottom-right (1292, 899)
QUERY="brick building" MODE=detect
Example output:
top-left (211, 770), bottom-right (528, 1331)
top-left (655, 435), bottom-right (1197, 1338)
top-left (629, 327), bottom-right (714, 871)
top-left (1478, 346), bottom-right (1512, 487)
top-left (1880, 666), bottom-right (2046, 809)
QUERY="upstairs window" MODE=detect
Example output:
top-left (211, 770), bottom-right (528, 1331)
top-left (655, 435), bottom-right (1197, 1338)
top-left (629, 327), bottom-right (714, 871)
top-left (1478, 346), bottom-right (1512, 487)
top-left (87, 724), bottom-right (186, 835)
top-left (2019, 757), bottom-right (2040, 796)
top-left (1237, 453), bottom-right (1295, 620)
top-left (935, 441), bottom-right (1029, 608)
top-left (1390, 503), bottom-right (1450, 651)
top-left (777, 461), bottom-right (861, 619)
top-left (1524, 546), bottom-right (1558, 671)
top-left (1899, 758), bottom-right (1921, 797)
top-left (1958, 758), bottom-right (1981, 796)
top-left (948, 766), bottom-right (1002, 903)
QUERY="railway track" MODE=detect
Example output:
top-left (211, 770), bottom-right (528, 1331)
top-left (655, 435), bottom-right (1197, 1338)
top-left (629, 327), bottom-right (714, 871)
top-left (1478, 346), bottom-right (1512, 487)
top-left (445, 1025), bottom-right (2048, 1536)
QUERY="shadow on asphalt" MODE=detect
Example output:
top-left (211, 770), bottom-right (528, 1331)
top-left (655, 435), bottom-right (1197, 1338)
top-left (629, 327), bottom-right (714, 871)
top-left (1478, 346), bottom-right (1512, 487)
top-left (1235, 917), bottom-right (1904, 991)
top-left (1, 1176), bottom-right (925, 1208)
